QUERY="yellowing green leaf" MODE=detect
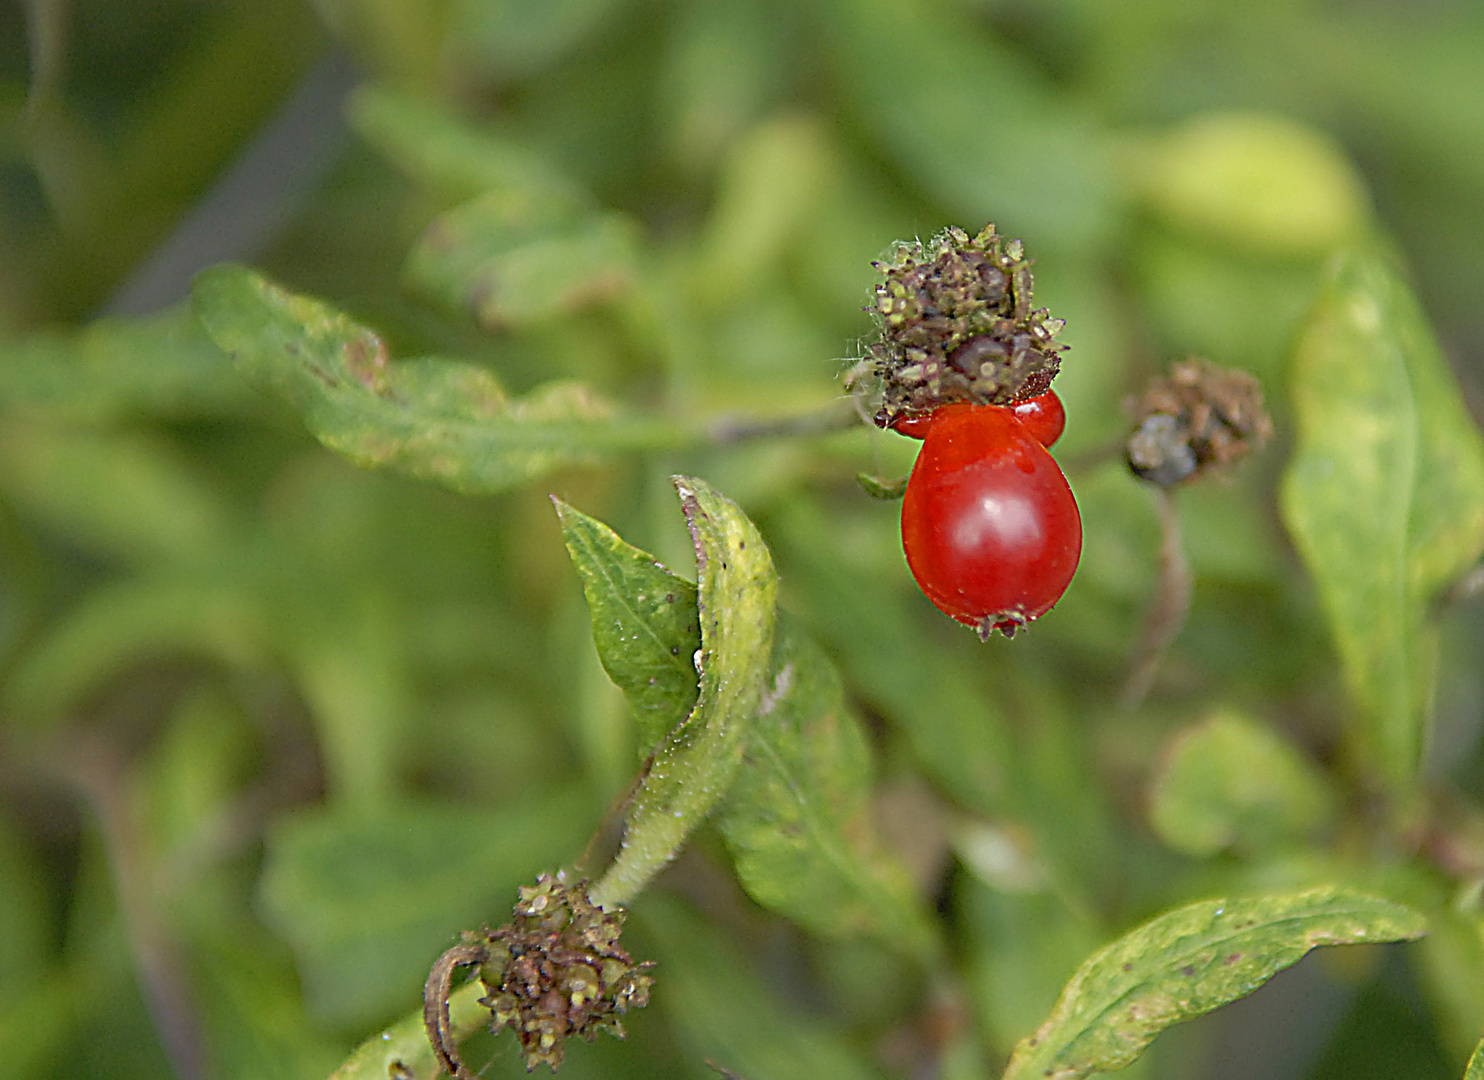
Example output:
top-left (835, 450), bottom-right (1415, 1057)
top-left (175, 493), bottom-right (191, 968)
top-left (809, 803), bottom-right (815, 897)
top-left (590, 477), bottom-right (777, 909)
top-left (1002, 888), bottom-right (1426, 1080)
top-left (1281, 248), bottom-right (1484, 795)
top-left (191, 264), bottom-right (693, 494)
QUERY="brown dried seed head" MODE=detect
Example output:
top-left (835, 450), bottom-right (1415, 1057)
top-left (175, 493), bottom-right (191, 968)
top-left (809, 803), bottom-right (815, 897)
top-left (1125, 359), bottom-right (1273, 486)
top-left (858, 224), bottom-right (1068, 429)
top-left (425, 872), bottom-right (655, 1075)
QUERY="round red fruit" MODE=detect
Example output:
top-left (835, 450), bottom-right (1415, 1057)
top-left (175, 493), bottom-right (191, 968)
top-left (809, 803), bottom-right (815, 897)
top-left (901, 404), bottom-right (1081, 638)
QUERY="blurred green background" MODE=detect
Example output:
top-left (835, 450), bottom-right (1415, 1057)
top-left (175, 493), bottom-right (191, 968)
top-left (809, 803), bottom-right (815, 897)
top-left (2, 1), bottom-right (1484, 1079)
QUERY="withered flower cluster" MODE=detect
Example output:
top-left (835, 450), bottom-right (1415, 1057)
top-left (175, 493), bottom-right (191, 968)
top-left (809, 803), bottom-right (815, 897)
top-left (859, 224), bottom-right (1067, 428)
top-left (1125, 359), bottom-right (1273, 487)
top-left (426, 873), bottom-right (653, 1074)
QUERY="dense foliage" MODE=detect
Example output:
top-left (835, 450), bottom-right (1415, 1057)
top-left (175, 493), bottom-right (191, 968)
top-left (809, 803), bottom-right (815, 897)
top-left (3, 2), bottom-right (1484, 1080)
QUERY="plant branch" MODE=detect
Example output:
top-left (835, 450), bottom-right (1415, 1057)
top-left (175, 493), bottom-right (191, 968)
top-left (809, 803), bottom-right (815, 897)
top-left (329, 981), bottom-right (488, 1080)
top-left (705, 397), bottom-right (863, 444)
top-left (1121, 486), bottom-right (1192, 710)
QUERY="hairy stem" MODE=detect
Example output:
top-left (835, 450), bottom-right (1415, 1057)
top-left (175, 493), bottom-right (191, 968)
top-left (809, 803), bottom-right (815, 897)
top-left (329, 981), bottom-right (487, 1080)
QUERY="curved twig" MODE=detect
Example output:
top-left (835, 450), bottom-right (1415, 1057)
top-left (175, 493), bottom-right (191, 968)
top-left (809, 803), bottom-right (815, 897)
top-left (423, 944), bottom-right (488, 1080)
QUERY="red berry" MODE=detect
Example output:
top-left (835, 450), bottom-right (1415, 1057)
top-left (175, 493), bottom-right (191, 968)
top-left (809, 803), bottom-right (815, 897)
top-left (1006, 390), bottom-right (1065, 448)
top-left (889, 390), bottom-right (1066, 448)
top-left (901, 404), bottom-right (1081, 638)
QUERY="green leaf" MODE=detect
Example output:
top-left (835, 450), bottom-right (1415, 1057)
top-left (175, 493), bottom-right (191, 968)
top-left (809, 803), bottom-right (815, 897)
top-left (656, 0), bottom-right (795, 175)
top-left (0, 306), bottom-right (251, 422)
top-left (257, 786), bottom-right (593, 1028)
top-left (347, 86), bottom-right (589, 212)
top-left (553, 498), bottom-right (702, 754)
top-left (190, 931), bottom-right (344, 1080)
top-left (190, 264), bottom-right (694, 494)
top-left (693, 114), bottom-right (834, 304)
top-left (287, 589), bottom-right (415, 812)
top-left (590, 477), bottom-right (777, 909)
top-left (1148, 708), bottom-right (1336, 857)
top-left (718, 615), bottom-right (935, 954)
top-left (0, 970), bottom-right (80, 1080)
top-left (1131, 230), bottom-right (1322, 385)
top-left (405, 200), bottom-right (640, 329)
top-left (0, 813), bottom-right (51, 1008)
top-left (1280, 248), bottom-right (1484, 796)
top-left (1002, 887), bottom-right (1427, 1080)
top-left (1465, 1039), bottom-right (1484, 1080)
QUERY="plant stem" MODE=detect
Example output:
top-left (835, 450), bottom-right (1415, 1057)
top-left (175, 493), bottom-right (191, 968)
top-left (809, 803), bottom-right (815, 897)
top-left (1121, 486), bottom-right (1192, 710)
top-left (329, 981), bottom-right (487, 1080)
top-left (705, 398), bottom-right (862, 444)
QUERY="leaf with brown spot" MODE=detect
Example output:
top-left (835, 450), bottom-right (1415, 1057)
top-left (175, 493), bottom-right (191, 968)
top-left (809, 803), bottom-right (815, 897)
top-left (1002, 887), bottom-right (1426, 1080)
top-left (191, 265), bottom-right (695, 493)
top-left (1281, 248), bottom-right (1484, 797)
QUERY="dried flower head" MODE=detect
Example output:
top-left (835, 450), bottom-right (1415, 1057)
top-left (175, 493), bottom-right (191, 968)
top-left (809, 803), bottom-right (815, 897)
top-left (425, 873), bottom-right (654, 1075)
top-left (1125, 359), bottom-right (1273, 486)
top-left (855, 224), bottom-right (1067, 429)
